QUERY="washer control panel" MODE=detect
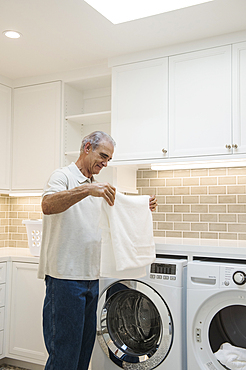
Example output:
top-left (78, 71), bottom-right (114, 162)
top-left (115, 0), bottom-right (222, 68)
top-left (148, 258), bottom-right (187, 287)
top-left (221, 265), bottom-right (246, 288)
top-left (151, 263), bottom-right (176, 275)
top-left (150, 263), bottom-right (177, 281)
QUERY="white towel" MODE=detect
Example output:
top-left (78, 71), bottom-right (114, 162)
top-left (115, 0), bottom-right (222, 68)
top-left (100, 192), bottom-right (155, 278)
top-left (215, 342), bottom-right (246, 370)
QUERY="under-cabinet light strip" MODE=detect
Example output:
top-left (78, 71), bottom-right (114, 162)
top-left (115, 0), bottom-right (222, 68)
top-left (151, 159), bottom-right (246, 171)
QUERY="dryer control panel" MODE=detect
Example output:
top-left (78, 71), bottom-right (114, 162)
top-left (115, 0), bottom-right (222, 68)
top-left (220, 265), bottom-right (246, 288)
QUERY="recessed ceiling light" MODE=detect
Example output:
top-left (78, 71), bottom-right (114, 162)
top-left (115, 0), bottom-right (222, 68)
top-left (84, 0), bottom-right (214, 24)
top-left (3, 30), bottom-right (22, 39)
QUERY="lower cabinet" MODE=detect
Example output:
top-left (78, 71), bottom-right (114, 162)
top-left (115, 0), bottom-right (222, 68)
top-left (8, 262), bottom-right (47, 365)
top-left (0, 263), bottom-right (6, 357)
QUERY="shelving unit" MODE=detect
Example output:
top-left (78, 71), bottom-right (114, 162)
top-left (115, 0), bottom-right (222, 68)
top-left (63, 74), bottom-right (137, 193)
top-left (65, 110), bottom-right (111, 125)
top-left (63, 75), bottom-right (111, 164)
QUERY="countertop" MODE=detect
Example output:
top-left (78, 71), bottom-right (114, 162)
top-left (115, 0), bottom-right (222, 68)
top-left (154, 237), bottom-right (246, 260)
top-left (0, 247), bottom-right (39, 263)
top-left (1, 237), bottom-right (246, 264)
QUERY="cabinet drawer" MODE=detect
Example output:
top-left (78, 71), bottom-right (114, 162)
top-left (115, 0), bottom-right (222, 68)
top-left (0, 263), bottom-right (6, 284)
top-left (0, 308), bottom-right (4, 331)
top-left (0, 285), bottom-right (5, 307)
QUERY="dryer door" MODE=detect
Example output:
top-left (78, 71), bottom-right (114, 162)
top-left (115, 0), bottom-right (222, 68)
top-left (192, 290), bottom-right (246, 370)
top-left (97, 279), bottom-right (173, 369)
top-left (209, 304), bottom-right (246, 352)
top-left (209, 304), bottom-right (246, 369)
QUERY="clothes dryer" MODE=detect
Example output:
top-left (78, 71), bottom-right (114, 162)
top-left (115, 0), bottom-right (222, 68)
top-left (91, 256), bottom-right (187, 370)
top-left (187, 258), bottom-right (246, 370)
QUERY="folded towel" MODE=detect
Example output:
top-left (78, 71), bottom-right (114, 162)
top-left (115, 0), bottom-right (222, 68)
top-left (100, 192), bottom-right (155, 278)
top-left (215, 342), bottom-right (246, 370)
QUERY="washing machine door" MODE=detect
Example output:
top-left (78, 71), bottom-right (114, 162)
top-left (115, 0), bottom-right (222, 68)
top-left (97, 279), bottom-right (173, 369)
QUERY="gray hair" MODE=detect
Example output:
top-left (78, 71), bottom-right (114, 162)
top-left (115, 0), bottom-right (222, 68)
top-left (80, 131), bottom-right (116, 154)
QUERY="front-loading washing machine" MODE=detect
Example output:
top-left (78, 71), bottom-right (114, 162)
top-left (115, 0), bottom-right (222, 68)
top-left (187, 257), bottom-right (246, 370)
top-left (91, 255), bottom-right (187, 370)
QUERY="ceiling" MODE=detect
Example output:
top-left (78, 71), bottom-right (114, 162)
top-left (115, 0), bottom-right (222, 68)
top-left (1, 0), bottom-right (246, 80)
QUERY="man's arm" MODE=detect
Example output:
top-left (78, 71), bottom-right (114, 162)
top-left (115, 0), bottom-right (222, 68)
top-left (42, 182), bottom-right (116, 215)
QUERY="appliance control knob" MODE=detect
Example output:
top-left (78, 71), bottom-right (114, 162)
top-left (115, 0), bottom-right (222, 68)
top-left (233, 271), bottom-right (246, 285)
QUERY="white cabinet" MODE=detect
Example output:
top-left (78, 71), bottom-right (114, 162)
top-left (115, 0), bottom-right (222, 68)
top-left (111, 43), bottom-right (246, 164)
top-left (232, 41), bottom-right (246, 154)
top-left (0, 263), bottom-right (6, 358)
top-left (111, 58), bottom-right (168, 161)
top-left (169, 45), bottom-right (232, 158)
top-left (8, 262), bottom-right (47, 364)
top-left (12, 81), bottom-right (61, 191)
top-left (0, 84), bottom-right (11, 191)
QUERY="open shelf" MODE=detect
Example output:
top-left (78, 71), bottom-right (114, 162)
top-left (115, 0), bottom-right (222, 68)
top-left (65, 110), bottom-right (111, 125)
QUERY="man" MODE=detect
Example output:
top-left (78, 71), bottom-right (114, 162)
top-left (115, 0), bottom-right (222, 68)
top-left (38, 131), bottom-right (157, 370)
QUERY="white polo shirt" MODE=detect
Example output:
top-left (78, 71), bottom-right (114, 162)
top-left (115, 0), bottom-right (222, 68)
top-left (38, 162), bottom-right (102, 280)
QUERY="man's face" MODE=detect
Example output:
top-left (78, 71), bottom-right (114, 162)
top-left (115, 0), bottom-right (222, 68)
top-left (86, 140), bottom-right (114, 176)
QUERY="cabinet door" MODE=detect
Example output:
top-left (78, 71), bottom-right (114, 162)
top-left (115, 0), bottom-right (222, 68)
top-left (111, 58), bottom-right (168, 161)
top-left (0, 84), bottom-right (11, 190)
top-left (8, 262), bottom-right (47, 363)
top-left (169, 46), bottom-right (232, 158)
top-left (232, 42), bottom-right (246, 154)
top-left (12, 81), bottom-right (61, 191)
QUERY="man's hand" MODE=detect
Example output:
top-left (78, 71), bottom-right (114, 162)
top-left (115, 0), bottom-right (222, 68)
top-left (90, 182), bottom-right (116, 206)
top-left (149, 195), bottom-right (157, 212)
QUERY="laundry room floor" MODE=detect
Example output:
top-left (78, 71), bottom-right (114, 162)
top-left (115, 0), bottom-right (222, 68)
top-left (0, 366), bottom-right (28, 370)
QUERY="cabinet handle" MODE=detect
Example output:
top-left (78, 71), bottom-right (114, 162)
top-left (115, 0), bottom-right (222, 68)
top-left (225, 144), bottom-right (231, 149)
top-left (232, 144), bottom-right (238, 149)
top-left (162, 148), bottom-right (167, 154)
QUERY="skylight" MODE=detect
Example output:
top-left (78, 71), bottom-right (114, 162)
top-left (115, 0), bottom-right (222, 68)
top-left (84, 0), bottom-right (214, 24)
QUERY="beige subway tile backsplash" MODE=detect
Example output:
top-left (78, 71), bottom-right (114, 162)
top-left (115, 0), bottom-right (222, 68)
top-left (183, 196), bottom-right (199, 204)
top-left (0, 194), bottom-right (42, 248)
top-left (137, 167), bottom-right (246, 240)
top-left (218, 176), bottom-right (236, 185)
top-left (238, 176), bottom-right (246, 184)
top-left (1, 165), bottom-right (246, 247)
top-left (200, 177), bottom-right (217, 185)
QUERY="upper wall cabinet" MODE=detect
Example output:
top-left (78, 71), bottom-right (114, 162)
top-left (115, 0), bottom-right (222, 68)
top-left (111, 58), bottom-right (168, 162)
top-left (12, 81), bottom-right (61, 191)
top-left (111, 42), bottom-right (246, 165)
top-left (232, 41), bottom-right (246, 154)
top-left (169, 45), bottom-right (232, 158)
top-left (0, 84), bottom-right (11, 191)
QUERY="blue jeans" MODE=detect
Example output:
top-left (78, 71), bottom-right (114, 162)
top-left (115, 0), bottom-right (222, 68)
top-left (43, 276), bottom-right (99, 370)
